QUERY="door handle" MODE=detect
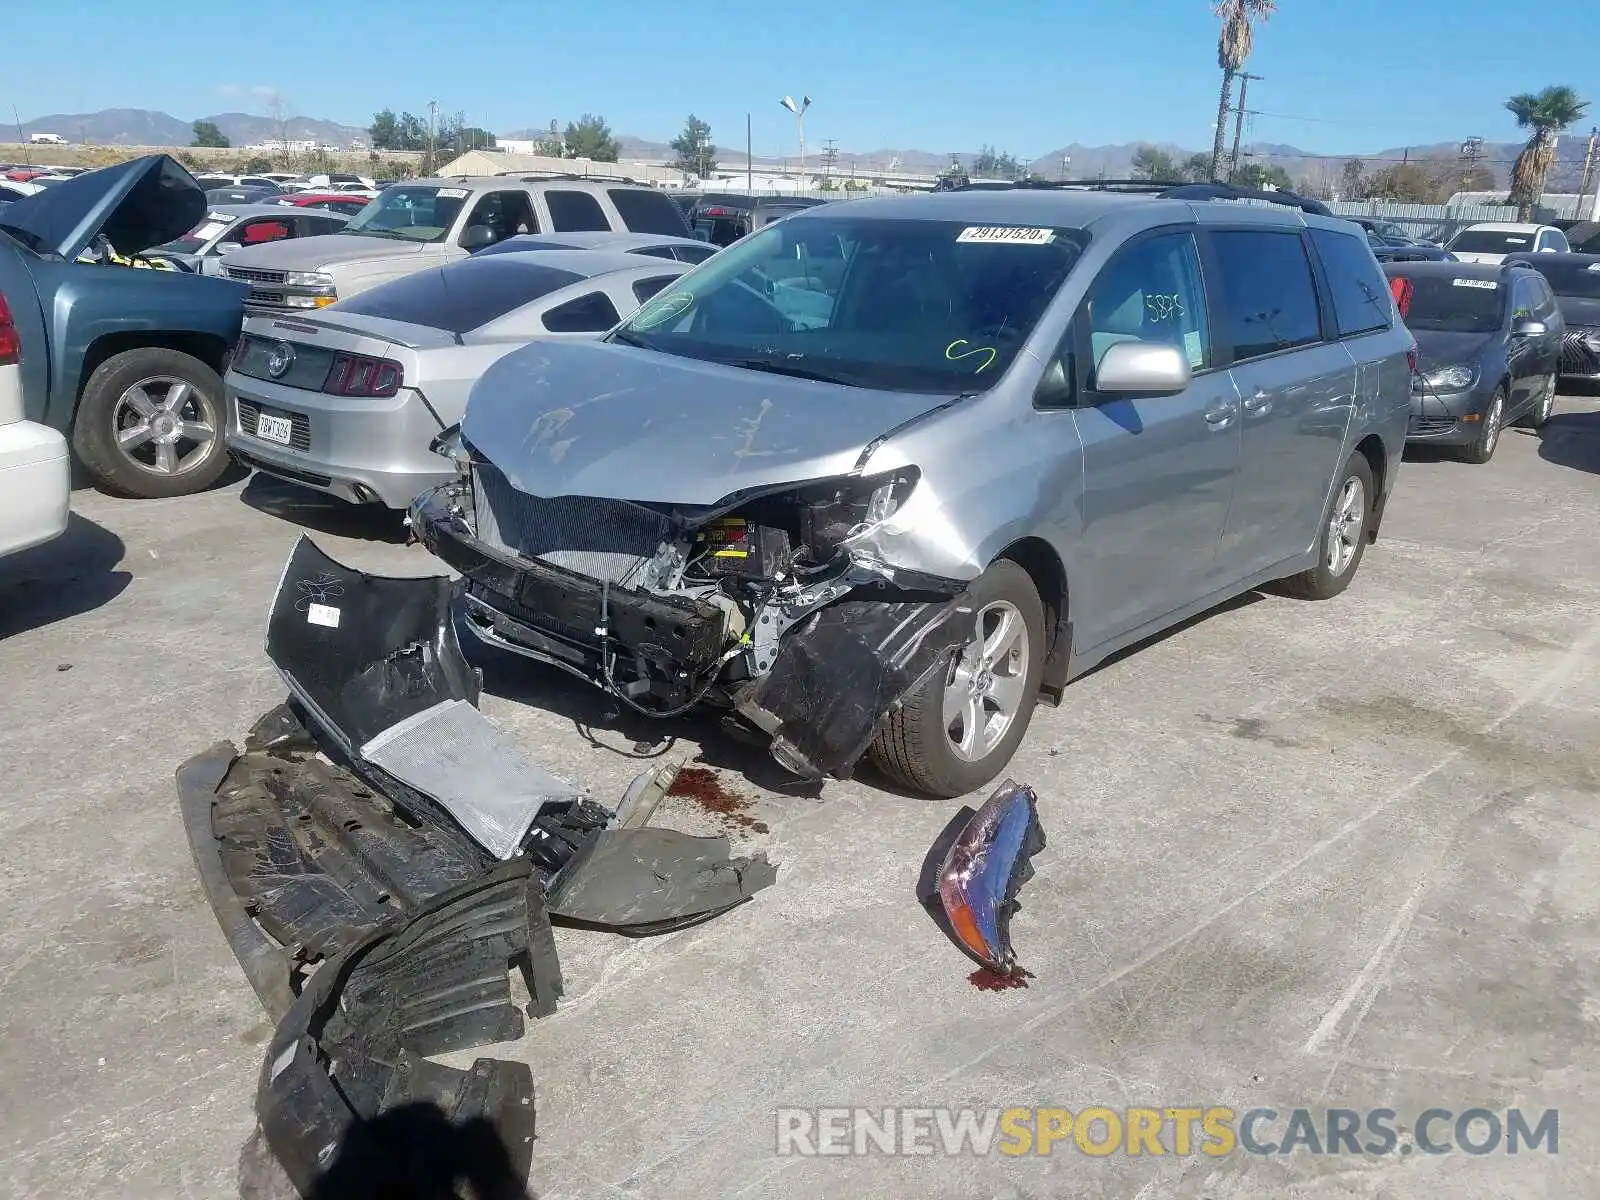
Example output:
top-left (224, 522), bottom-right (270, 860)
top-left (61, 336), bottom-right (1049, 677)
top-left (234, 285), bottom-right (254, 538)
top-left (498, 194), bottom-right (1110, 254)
top-left (1243, 389), bottom-right (1273, 416)
top-left (1203, 400), bottom-right (1237, 429)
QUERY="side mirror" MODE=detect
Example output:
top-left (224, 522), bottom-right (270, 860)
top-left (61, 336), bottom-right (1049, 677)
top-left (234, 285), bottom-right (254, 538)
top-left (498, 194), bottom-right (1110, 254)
top-left (460, 224), bottom-right (499, 252)
top-left (1512, 319), bottom-right (1548, 338)
top-left (1095, 341), bottom-right (1192, 394)
top-left (214, 241), bottom-right (242, 256)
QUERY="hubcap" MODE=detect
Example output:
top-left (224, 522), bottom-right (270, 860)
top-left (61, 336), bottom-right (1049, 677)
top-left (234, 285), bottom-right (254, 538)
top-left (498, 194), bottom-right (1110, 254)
top-left (1326, 475), bottom-right (1366, 577)
top-left (1482, 393), bottom-right (1502, 454)
top-left (112, 377), bottom-right (217, 476)
top-left (942, 599), bottom-right (1029, 763)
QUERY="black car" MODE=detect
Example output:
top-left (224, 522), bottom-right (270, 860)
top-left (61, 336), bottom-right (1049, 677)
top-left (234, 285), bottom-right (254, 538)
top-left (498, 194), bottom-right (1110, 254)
top-left (1502, 251), bottom-right (1600, 385)
top-left (690, 194), bottom-right (828, 246)
top-left (1372, 243), bottom-right (1456, 264)
top-left (1383, 260), bottom-right (1563, 462)
top-left (1352, 217), bottom-right (1421, 247)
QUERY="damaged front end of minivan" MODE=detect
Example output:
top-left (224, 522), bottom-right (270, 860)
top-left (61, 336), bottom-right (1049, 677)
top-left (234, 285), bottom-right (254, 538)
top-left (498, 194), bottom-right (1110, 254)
top-left (411, 424), bottom-right (974, 782)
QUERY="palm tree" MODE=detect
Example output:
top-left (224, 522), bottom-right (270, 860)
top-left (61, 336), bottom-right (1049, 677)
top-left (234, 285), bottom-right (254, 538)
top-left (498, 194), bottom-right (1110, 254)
top-left (1210, 0), bottom-right (1276, 182)
top-left (1506, 86), bottom-right (1589, 220)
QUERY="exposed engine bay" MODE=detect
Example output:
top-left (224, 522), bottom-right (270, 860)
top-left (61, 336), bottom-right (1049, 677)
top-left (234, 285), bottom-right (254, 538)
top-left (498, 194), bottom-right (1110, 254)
top-left (410, 431), bottom-right (974, 780)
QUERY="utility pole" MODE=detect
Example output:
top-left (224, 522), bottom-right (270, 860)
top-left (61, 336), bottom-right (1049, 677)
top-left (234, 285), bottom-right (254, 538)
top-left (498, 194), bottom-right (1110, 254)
top-left (1579, 127), bottom-right (1599, 219)
top-left (746, 113), bottom-right (753, 196)
top-left (1458, 136), bottom-right (1484, 199)
top-left (822, 137), bottom-right (838, 183)
top-left (426, 99), bottom-right (438, 174)
top-left (1229, 72), bottom-right (1261, 182)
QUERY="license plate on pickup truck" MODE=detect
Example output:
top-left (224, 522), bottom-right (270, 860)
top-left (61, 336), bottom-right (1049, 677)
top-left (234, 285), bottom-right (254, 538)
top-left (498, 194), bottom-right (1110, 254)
top-left (256, 412), bottom-right (294, 445)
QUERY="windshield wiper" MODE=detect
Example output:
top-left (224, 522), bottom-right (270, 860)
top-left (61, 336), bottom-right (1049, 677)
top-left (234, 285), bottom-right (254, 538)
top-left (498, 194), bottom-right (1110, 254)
top-left (723, 357), bottom-right (861, 387)
top-left (348, 228), bottom-right (410, 240)
top-left (609, 328), bottom-right (653, 349)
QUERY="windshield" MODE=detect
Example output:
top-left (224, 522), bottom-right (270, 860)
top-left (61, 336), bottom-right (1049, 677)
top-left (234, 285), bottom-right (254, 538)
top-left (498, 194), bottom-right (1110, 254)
top-left (1520, 260), bottom-right (1600, 300)
top-left (1448, 229), bottom-right (1535, 254)
top-left (156, 213), bottom-right (235, 254)
top-left (343, 186), bottom-right (465, 242)
top-left (612, 216), bottom-right (1087, 392)
top-left (1390, 273), bottom-right (1504, 333)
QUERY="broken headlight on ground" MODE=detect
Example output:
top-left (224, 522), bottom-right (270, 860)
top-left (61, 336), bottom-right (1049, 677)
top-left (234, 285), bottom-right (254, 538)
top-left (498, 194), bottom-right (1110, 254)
top-left (410, 457), bottom-right (961, 779)
top-left (933, 780), bottom-right (1045, 976)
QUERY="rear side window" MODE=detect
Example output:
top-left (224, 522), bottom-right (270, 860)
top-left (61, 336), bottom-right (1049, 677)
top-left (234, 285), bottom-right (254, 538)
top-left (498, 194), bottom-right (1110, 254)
top-left (633, 276), bottom-right (678, 304)
top-left (1209, 230), bottom-right (1323, 361)
top-left (606, 188), bottom-right (691, 235)
top-left (632, 245), bottom-right (679, 260)
top-left (1310, 228), bottom-right (1393, 338)
top-left (334, 259), bottom-right (585, 334)
top-left (546, 190), bottom-right (610, 232)
top-left (542, 291), bottom-right (622, 332)
top-left (674, 244), bottom-right (718, 264)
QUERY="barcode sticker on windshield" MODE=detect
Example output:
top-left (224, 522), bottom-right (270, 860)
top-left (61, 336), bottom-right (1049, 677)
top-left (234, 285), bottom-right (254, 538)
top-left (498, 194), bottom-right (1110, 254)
top-left (192, 221), bottom-right (231, 241)
top-left (1452, 278), bottom-right (1498, 289)
top-left (437, 187), bottom-right (469, 199)
top-left (956, 226), bottom-right (1056, 245)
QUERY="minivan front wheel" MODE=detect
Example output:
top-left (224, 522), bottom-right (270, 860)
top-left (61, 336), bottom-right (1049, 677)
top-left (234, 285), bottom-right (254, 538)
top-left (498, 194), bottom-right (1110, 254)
top-left (1279, 451), bottom-right (1374, 601)
top-left (870, 559), bottom-right (1046, 798)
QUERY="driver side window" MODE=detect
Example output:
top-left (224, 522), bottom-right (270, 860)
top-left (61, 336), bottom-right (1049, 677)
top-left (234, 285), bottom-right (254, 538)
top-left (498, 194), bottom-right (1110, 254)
top-left (461, 191), bottom-right (538, 246)
top-left (1084, 232), bottom-right (1210, 377)
top-left (1510, 279), bottom-right (1536, 323)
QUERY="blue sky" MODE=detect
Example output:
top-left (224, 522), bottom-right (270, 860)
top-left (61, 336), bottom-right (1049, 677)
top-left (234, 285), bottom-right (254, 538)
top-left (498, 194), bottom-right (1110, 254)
top-left (5, 0), bottom-right (1594, 162)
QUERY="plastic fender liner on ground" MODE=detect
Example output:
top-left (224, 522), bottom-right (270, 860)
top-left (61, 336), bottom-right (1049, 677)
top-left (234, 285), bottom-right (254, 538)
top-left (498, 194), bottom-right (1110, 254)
top-left (546, 826), bottom-right (778, 933)
top-left (251, 857), bottom-right (555, 1199)
top-left (736, 594), bottom-right (974, 779)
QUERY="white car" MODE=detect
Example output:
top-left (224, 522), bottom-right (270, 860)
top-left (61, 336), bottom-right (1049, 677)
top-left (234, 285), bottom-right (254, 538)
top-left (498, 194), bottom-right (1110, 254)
top-left (0, 299), bottom-right (69, 559)
top-left (225, 249), bottom-right (693, 507)
top-left (1446, 222), bottom-right (1570, 265)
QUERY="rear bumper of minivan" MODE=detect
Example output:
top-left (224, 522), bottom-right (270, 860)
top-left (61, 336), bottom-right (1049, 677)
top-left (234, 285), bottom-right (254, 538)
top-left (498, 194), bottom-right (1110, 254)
top-left (0, 415), bottom-right (70, 559)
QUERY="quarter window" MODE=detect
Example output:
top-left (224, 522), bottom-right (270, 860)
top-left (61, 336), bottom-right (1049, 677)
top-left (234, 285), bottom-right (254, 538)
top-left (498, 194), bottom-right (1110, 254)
top-left (633, 276), bottom-right (678, 304)
top-left (1209, 230), bottom-right (1323, 361)
top-left (545, 190), bottom-right (611, 232)
top-left (1309, 228), bottom-right (1393, 338)
top-left (543, 291), bottom-right (622, 332)
top-left (1084, 231), bottom-right (1211, 376)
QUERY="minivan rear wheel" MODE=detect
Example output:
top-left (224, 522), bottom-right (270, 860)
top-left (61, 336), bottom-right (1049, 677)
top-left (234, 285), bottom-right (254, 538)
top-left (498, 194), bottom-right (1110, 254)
top-left (869, 559), bottom-right (1045, 799)
top-left (1278, 451), bottom-right (1374, 601)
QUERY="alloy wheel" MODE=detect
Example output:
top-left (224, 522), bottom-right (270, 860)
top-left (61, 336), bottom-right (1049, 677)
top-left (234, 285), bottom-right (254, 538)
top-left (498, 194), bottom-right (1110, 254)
top-left (943, 600), bottom-right (1030, 763)
top-left (112, 377), bottom-right (218, 477)
top-left (1326, 475), bottom-right (1366, 577)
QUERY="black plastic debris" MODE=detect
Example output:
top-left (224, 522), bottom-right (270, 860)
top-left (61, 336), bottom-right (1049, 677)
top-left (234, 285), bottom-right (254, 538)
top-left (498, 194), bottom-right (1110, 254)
top-left (737, 594), bottom-right (973, 779)
top-left (250, 859), bottom-right (551, 1199)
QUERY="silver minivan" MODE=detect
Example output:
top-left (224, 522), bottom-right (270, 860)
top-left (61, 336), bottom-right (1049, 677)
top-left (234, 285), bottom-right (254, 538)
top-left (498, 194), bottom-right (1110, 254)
top-left (411, 185), bottom-right (1414, 797)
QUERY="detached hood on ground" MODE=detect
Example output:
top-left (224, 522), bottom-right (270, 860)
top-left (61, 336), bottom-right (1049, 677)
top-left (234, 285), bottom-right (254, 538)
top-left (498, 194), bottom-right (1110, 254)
top-left (460, 338), bottom-right (954, 507)
top-left (224, 232), bottom-right (440, 272)
top-left (1411, 329), bottom-right (1498, 372)
top-left (1557, 296), bottom-right (1600, 328)
top-left (0, 153), bottom-right (203, 261)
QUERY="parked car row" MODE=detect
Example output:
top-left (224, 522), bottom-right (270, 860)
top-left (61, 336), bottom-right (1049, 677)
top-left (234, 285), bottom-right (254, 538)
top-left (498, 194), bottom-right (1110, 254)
top-left (4, 159), bottom-right (1595, 799)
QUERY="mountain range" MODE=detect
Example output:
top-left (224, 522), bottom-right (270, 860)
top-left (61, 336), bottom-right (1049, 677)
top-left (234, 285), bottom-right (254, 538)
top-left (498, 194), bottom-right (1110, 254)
top-left (17, 107), bottom-right (1587, 190)
top-left (15, 109), bottom-right (369, 148)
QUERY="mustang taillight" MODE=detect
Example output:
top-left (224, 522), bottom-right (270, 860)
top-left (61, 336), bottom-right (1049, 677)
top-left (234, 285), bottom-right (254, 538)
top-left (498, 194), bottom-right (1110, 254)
top-left (0, 291), bottom-right (20, 367)
top-left (323, 352), bottom-right (401, 397)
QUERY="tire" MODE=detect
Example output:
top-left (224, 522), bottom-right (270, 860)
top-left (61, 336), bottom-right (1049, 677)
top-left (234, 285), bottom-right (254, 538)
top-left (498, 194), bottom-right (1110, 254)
top-left (1459, 387), bottom-right (1504, 465)
top-left (869, 558), bottom-right (1046, 799)
top-left (72, 347), bottom-right (230, 498)
top-left (1279, 451), bottom-right (1375, 601)
top-left (1521, 373), bottom-right (1557, 429)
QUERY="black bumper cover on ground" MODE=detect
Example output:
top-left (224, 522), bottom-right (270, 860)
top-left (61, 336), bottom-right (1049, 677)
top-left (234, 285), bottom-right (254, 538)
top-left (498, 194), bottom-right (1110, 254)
top-left (248, 858), bottom-right (553, 1199)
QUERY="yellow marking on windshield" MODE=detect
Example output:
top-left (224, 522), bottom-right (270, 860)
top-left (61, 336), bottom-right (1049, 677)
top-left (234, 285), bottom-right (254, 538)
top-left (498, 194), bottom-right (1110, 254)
top-left (946, 339), bottom-right (998, 373)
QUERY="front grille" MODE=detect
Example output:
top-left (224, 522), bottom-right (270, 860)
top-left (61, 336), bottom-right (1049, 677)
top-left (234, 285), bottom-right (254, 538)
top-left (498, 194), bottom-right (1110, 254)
top-left (237, 400), bottom-right (312, 452)
top-left (471, 461), bottom-right (678, 585)
top-left (1560, 329), bottom-right (1600, 376)
top-left (250, 291), bottom-right (287, 306)
top-left (227, 266), bottom-right (288, 285)
top-left (1408, 415), bottom-right (1458, 436)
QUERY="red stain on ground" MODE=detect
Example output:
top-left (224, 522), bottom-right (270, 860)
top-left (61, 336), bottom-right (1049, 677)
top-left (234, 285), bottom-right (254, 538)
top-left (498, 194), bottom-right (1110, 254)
top-left (667, 766), bottom-right (769, 835)
top-left (969, 965), bottom-right (1034, 991)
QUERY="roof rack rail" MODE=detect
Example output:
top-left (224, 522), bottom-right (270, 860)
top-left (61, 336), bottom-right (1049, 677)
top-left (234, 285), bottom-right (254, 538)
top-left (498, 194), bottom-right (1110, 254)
top-left (500, 170), bottom-right (643, 185)
top-left (955, 176), bottom-right (1333, 216)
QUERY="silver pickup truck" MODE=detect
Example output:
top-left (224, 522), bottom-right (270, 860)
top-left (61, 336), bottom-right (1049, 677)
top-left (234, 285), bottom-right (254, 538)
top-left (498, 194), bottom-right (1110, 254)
top-left (220, 174), bottom-right (692, 312)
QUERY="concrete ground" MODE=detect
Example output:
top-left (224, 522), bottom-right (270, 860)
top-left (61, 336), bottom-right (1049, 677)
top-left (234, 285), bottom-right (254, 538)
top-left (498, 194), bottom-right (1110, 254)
top-left (2, 402), bottom-right (1598, 1199)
